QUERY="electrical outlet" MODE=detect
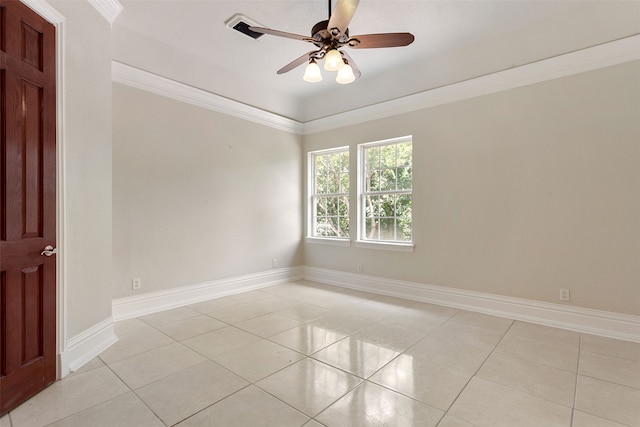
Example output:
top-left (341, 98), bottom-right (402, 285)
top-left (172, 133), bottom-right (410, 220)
top-left (559, 288), bottom-right (570, 302)
top-left (357, 264), bottom-right (363, 273)
top-left (132, 278), bottom-right (142, 290)
top-left (272, 258), bottom-right (278, 268)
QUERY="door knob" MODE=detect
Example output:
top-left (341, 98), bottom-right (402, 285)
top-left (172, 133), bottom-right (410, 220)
top-left (41, 245), bottom-right (58, 256)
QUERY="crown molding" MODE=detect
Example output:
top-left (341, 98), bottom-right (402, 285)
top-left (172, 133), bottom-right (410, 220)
top-left (87, 0), bottom-right (123, 24)
top-left (112, 61), bottom-right (304, 134)
top-left (112, 35), bottom-right (640, 136)
top-left (303, 35), bottom-right (640, 134)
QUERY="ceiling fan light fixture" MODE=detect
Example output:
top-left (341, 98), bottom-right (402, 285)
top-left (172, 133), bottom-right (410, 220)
top-left (247, 0), bottom-right (415, 84)
top-left (336, 62), bottom-right (355, 84)
top-left (324, 48), bottom-right (344, 71)
top-left (303, 59), bottom-right (323, 82)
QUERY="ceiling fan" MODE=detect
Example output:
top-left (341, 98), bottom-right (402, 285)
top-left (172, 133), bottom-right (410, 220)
top-left (249, 0), bottom-right (415, 84)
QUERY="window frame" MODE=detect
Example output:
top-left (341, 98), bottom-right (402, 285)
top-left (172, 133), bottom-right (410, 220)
top-left (356, 136), bottom-right (414, 251)
top-left (306, 146), bottom-right (351, 244)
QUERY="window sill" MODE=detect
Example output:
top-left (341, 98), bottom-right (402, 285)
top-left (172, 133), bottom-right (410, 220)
top-left (305, 237), bottom-right (351, 247)
top-left (354, 240), bottom-right (415, 252)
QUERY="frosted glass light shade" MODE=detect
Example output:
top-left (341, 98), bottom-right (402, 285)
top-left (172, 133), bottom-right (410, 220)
top-left (303, 60), bottom-right (322, 82)
top-left (324, 49), bottom-right (344, 71)
top-left (336, 63), bottom-right (355, 84)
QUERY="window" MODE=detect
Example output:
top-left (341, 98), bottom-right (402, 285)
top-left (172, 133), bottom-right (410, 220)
top-left (309, 147), bottom-right (349, 239)
top-left (359, 136), bottom-right (412, 243)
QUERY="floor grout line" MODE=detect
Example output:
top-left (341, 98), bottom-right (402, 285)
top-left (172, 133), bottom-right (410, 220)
top-left (438, 317), bottom-right (515, 424)
top-left (7, 282), bottom-right (638, 427)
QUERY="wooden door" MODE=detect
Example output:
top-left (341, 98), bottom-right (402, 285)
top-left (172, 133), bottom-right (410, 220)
top-left (0, 0), bottom-right (57, 415)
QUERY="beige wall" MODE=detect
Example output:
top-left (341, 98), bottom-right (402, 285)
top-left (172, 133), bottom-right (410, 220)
top-left (303, 61), bottom-right (640, 316)
top-left (48, 0), bottom-right (114, 337)
top-left (36, 0), bottom-right (635, 366)
top-left (109, 45), bottom-right (638, 316)
top-left (298, 1), bottom-right (640, 122)
top-left (112, 83), bottom-right (303, 298)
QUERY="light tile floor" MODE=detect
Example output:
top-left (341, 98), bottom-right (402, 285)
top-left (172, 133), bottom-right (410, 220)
top-left (3, 280), bottom-right (639, 427)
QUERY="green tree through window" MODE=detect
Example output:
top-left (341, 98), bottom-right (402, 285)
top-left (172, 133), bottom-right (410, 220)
top-left (310, 148), bottom-right (349, 238)
top-left (361, 137), bottom-right (412, 242)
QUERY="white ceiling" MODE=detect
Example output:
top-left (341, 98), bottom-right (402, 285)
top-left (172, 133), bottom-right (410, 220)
top-left (112, 1), bottom-right (640, 122)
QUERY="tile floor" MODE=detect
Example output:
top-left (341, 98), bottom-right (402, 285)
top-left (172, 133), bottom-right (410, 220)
top-left (2, 280), bottom-right (639, 427)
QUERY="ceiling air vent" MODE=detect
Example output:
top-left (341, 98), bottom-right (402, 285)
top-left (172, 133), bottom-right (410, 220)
top-left (225, 13), bottom-right (266, 40)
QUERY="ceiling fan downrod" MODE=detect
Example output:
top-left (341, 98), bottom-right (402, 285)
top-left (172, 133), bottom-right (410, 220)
top-left (246, 0), bottom-right (414, 83)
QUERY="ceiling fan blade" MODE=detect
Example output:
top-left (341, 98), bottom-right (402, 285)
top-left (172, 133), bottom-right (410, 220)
top-left (347, 33), bottom-right (415, 49)
top-left (277, 51), bottom-right (318, 74)
top-left (248, 26), bottom-right (314, 43)
top-left (342, 51), bottom-right (361, 80)
top-left (327, 0), bottom-right (360, 39)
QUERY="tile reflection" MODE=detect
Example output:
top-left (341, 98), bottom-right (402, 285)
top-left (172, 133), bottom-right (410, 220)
top-left (270, 324), bottom-right (347, 355)
top-left (256, 358), bottom-right (362, 417)
top-left (370, 351), bottom-right (471, 410)
top-left (10, 281), bottom-right (640, 426)
top-left (317, 381), bottom-right (443, 427)
top-left (313, 336), bottom-right (399, 378)
top-left (373, 353), bottom-right (415, 392)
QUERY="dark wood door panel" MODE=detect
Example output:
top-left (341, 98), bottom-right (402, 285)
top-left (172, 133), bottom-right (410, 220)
top-left (0, 2), bottom-right (49, 86)
top-left (0, 5), bottom-right (5, 53)
top-left (1, 265), bottom-right (51, 371)
top-left (0, 357), bottom-right (44, 412)
top-left (3, 74), bottom-right (45, 241)
top-left (0, 0), bottom-right (56, 415)
top-left (3, 75), bottom-right (45, 241)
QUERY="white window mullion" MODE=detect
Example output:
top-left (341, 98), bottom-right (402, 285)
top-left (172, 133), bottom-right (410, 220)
top-left (309, 147), bottom-right (350, 239)
top-left (358, 136), bottom-right (413, 244)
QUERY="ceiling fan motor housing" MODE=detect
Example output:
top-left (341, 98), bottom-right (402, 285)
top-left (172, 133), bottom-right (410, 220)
top-left (311, 20), bottom-right (349, 45)
top-left (244, 0), bottom-right (413, 80)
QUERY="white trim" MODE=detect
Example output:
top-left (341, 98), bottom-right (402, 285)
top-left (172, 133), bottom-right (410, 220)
top-left (59, 317), bottom-right (118, 375)
top-left (303, 267), bottom-right (640, 343)
top-left (20, 0), bottom-right (65, 23)
top-left (305, 237), bottom-right (351, 247)
top-left (55, 12), bottom-right (68, 382)
top-left (360, 135), bottom-right (413, 149)
top-left (111, 61), bottom-right (304, 135)
top-left (87, 0), bottom-right (123, 24)
top-left (354, 240), bottom-right (414, 252)
top-left (110, 36), bottom-right (640, 136)
top-left (307, 146), bottom-right (351, 241)
top-left (19, 0), bottom-right (69, 380)
top-left (303, 35), bottom-right (640, 134)
top-left (309, 146), bottom-right (352, 156)
top-left (112, 267), bottom-right (304, 321)
top-left (357, 136), bottom-right (413, 245)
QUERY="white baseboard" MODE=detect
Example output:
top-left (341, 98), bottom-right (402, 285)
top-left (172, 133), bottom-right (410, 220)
top-left (59, 317), bottom-right (118, 377)
top-left (106, 265), bottom-right (638, 344)
top-left (112, 267), bottom-right (304, 321)
top-left (304, 267), bottom-right (640, 343)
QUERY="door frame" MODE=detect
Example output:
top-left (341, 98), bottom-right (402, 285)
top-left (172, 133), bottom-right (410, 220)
top-left (19, 0), bottom-right (67, 379)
